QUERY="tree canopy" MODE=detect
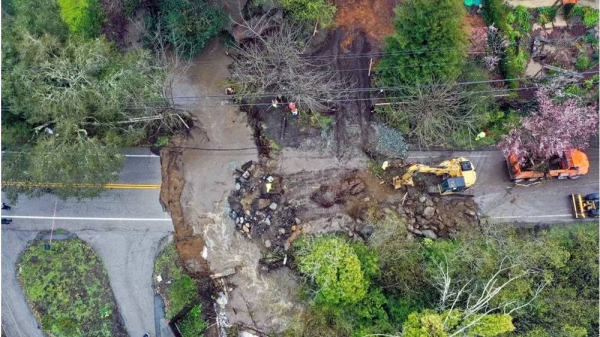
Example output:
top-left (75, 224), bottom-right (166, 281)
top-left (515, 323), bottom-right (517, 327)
top-left (376, 0), bottom-right (468, 85)
top-left (294, 236), bottom-right (370, 305)
top-left (1, 7), bottom-right (179, 202)
top-left (148, 0), bottom-right (225, 58)
top-left (403, 310), bottom-right (515, 337)
top-left (56, 0), bottom-right (104, 38)
top-left (289, 211), bottom-right (598, 336)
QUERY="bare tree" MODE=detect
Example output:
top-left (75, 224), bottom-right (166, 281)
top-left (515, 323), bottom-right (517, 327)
top-left (433, 256), bottom-right (545, 337)
top-left (229, 12), bottom-right (348, 112)
top-left (378, 82), bottom-right (491, 147)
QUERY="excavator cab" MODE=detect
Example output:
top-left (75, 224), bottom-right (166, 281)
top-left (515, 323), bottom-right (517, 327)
top-left (437, 176), bottom-right (468, 194)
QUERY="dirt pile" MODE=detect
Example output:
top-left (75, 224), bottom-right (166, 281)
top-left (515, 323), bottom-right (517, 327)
top-left (334, 0), bottom-right (397, 49)
top-left (306, 170), bottom-right (480, 240)
top-left (310, 176), bottom-right (366, 207)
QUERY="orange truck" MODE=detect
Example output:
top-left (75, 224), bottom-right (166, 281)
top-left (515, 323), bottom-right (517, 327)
top-left (506, 149), bottom-right (590, 183)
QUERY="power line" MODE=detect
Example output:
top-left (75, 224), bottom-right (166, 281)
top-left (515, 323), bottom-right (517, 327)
top-left (0, 88), bottom-right (521, 111)
top-left (3, 70), bottom-right (592, 113)
top-left (167, 86), bottom-right (569, 108)
top-left (0, 83), bottom-right (592, 114)
top-left (168, 71), bottom-right (597, 101)
top-left (0, 85), bottom-right (581, 118)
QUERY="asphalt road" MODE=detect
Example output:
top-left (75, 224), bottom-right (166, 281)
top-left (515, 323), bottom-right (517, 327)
top-left (2, 147), bottom-right (597, 336)
top-left (406, 148), bottom-right (599, 224)
top-left (1, 148), bottom-right (174, 337)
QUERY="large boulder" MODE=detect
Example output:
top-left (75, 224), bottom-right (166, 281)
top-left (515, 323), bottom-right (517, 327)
top-left (421, 229), bottom-right (438, 240)
top-left (423, 206), bottom-right (435, 219)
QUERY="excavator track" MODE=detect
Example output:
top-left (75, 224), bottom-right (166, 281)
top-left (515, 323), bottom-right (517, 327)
top-left (427, 186), bottom-right (474, 198)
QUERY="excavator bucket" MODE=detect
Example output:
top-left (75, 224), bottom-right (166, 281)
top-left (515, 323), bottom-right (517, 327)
top-left (393, 175), bottom-right (414, 189)
top-left (571, 194), bottom-right (586, 219)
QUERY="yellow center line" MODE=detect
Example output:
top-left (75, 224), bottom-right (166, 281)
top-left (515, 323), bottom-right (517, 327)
top-left (1, 181), bottom-right (161, 189)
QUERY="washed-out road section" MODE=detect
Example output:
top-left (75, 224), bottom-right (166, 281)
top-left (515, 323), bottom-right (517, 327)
top-left (1, 148), bottom-right (174, 337)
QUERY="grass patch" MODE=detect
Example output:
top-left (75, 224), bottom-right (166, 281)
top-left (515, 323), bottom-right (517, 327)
top-left (154, 242), bottom-right (199, 319)
top-left (176, 304), bottom-right (209, 337)
top-left (367, 160), bottom-right (390, 181)
top-left (267, 137), bottom-right (283, 151)
top-left (18, 237), bottom-right (126, 337)
top-left (309, 112), bottom-right (334, 130)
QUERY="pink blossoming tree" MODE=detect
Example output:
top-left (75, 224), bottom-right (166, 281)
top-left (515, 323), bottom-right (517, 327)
top-left (499, 90), bottom-right (599, 164)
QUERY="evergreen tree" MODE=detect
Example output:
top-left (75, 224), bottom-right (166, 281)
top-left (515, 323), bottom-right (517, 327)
top-left (377, 0), bottom-right (468, 85)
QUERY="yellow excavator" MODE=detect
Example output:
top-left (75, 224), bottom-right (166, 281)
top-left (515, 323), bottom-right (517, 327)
top-left (390, 157), bottom-right (477, 195)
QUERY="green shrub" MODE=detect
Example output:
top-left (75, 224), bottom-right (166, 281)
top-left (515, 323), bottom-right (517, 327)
top-left (5, 0), bottom-right (70, 38)
top-left (583, 8), bottom-right (599, 27)
top-left (584, 75), bottom-right (599, 90)
top-left (503, 48), bottom-right (529, 85)
top-left (583, 31), bottom-right (599, 46)
top-left (564, 84), bottom-right (585, 96)
top-left (154, 135), bottom-right (170, 148)
top-left (294, 236), bottom-right (369, 306)
top-left (278, 0), bottom-right (337, 28)
top-left (575, 53), bottom-right (591, 70)
top-left (513, 5), bottom-right (532, 33)
top-left (537, 7), bottom-right (557, 25)
top-left (486, 4), bottom-right (532, 83)
top-left (0, 122), bottom-right (32, 148)
top-left (565, 4), bottom-right (581, 18)
top-left (177, 304), bottom-right (208, 337)
top-left (154, 243), bottom-right (199, 319)
top-left (152, 0), bottom-right (225, 58)
top-left (482, 0), bottom-right (509, 31)
top-left (309, 112), bottom-right (334, 130)
top-left (568, 5), bottom-right (599, 27)
top-left (57, 0), bottom-right (104, 38)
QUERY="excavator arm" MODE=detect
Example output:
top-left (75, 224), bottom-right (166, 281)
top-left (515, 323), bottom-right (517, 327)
top-left (393, 164), bottom-right (457, 189)
top-left (391, 158), bottom-right (476, 191)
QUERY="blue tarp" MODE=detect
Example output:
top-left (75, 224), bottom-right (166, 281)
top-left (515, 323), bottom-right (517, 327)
top-left (464, 0), bottom-right (483, 6)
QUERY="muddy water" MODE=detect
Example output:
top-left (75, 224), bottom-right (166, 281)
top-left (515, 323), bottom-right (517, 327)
top-left (164, 38), bottom-right (301, 333)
